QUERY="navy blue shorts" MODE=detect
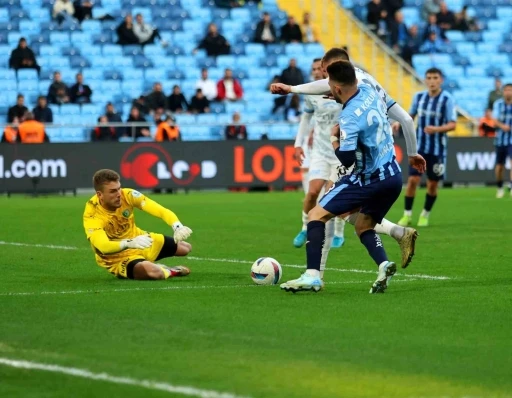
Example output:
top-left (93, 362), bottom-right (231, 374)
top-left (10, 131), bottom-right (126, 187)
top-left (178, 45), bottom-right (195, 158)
top-left (319, 173), bottom-right (403, 224)
top-left (495, 146), bottom-right (512, 166)
top-left (409, 152), bottom-right (445, 181)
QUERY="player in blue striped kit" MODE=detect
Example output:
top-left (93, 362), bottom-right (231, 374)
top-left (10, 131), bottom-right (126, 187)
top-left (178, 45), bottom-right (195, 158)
top-left (398, 68), bottom-right (456, 227)
top-left (492, 84), bottom-right (512, 198)
top-left (280, 61), bottom-right (425, 294)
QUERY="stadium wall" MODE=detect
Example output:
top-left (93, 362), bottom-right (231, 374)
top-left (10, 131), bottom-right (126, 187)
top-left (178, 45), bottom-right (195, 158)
top-left (0, 138), bottom-right (501, 193)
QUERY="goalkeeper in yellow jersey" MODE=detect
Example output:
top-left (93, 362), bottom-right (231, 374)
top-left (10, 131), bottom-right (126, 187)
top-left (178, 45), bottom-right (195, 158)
top-left (83, 169), bottom-right (193, 280)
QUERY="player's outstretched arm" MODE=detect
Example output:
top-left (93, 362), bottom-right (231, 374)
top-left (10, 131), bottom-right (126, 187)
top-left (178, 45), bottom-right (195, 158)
top-left (89, 230), bottom-right (153, 254)
top-left (291, 79), bottom-right (331, 96)
top-left (134, 193), bottom-right (193, 242)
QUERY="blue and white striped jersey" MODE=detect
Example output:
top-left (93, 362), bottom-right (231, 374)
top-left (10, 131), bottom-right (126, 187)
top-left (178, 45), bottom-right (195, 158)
top-left (492, 98), bottom-right (512, 147)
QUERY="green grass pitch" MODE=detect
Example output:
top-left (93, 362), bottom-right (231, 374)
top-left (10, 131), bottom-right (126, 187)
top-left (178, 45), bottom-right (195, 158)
top-left (1, 188), bottom-right (511, 398)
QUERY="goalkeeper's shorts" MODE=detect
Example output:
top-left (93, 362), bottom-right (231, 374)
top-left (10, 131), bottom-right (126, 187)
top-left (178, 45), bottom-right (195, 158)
top-left (94, 233), bottom-right (177, 279)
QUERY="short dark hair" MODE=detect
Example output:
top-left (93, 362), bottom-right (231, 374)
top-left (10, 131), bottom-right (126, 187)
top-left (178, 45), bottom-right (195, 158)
top-left (313, 58), bottom-right (322, 63)
top-left (93, 169), bottom-right (120, 192)
top-left (17, 94), bottom-right (24, 99)
top-left (322, 47), bottom-right (350, 65)
top-left (504, 83), bottom-right (512, 89)
top-left (326, 60), bottom-right (356, 86)
top-left (425, 67), bottom-right (443, 77)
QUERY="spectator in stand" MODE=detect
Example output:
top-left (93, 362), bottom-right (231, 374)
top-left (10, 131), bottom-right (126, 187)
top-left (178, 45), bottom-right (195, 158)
top-left (7, 94), bottom-right (28, 123)
top-left (154, 111), bottom-right (180, 142)
top-left (9, 38), bottom-right (40, 75)
top-left (421, 0), bottom-right (441, 21)
top-left (269, 74), bottom-right (287, 114)
top-left (193, 23), bottom-right (230, 57)
top-left (91, 115), bottom-right (117, 141)
top-left (125, 107), bottom-right (151, 139)
top-left (454, 5), bottom-right (479, 32)
top-left (105, 102), bottom-right (123, 136)
top-left (145, 82), bottom-right (168, 113)
top-left (116, 15), bottom-right (139, 45)
top-left (1, 116), bottom-right (19, 143)
top-left (167, 85), bottom-right (189, 113)
top-left (367, 0), bottom-right (385, 33)
top-left (419, 31), bottom-right (445, 53)
top-left (195, 68), bottom-right (217, 101)
top-left (423, 14), bottom-right (447, 41)
top-left (132, 95), bottom-right (149, 115)
top-left (401, 25), bottom-right (421, 65)
top-left (285, 94), bottom-right (301, 123)
top-left (47, 71), bottom-right (70, 104)
top-left (33, 96), bottom-right (53, 123)
top-left (189, 89), bottom-right (210, 114)
top-left (217, 69), bottom-right (243, 101)
top-left (280, 16), bottom-right (303, 43)
top-left (254, 12), bottom-right (277, 45)
top-left (280, 58), bottom-right (304, 87)
top-left (301, 12), bottom-right (319, 43)
top-left (224, 112), bottom-right (247, 140)
top-left (436, 1), bottom-right (456, 31)
top-left (73, 0), bottom-right (93, 23)
top-left (70, 73), bottom-right (92, 104)
top-left (17, 112), bottom-right (49, 143)
top-left (382, 0), bottom-right (403, 20)
top-left (479, 109), bottom-right (496, 137)
top-left (133, 13), bottom-right (166, 47)
top-left (53, 0), bottom-right (76, 25)
top-left (389, 10), bottom-right (409, 52)
top-left (488, 78), bottom-right (503, 109)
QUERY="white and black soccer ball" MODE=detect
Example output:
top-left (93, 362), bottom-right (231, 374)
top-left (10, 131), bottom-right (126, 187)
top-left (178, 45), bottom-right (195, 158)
top-left (250, 257), bottom-right (282, 285)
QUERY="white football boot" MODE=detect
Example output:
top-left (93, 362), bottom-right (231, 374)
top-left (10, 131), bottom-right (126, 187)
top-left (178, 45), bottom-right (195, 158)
top-left (280, 273), bottom-right (324, 293)
top-left (369, 261), bottom-right (397, 294)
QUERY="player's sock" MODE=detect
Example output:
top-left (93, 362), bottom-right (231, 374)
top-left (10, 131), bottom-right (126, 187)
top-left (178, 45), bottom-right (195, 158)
top-left (422, 194), bottom-right (437, 217)
top-left (375, 219), bottom-right (405, 240)
top-left (301, 211), bottom-right (308, 231)
top-left (301, 171), bottom-right (309, 193)
top-left (160, 266), bottom-right (171, 279)
top-left (497, 180), bottom-right (503, 189)
top-left (334, 217), bottom-right (345, 237)
top-left (306, 220), bottom-right (325, 276)
top-left (404, 196), bottom-right (414, 217)
top-left (320, 219), bottom-right (334, 279)
top-left (359, 229), bottom-right (388, 266)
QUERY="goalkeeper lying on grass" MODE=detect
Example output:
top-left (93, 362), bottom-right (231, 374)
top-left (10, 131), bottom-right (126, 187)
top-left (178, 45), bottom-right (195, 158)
top-left (83, 169), bottom-right (192, 280)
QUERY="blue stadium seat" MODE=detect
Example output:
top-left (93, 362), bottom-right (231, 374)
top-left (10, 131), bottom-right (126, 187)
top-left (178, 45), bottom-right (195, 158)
top-left (247, 125), bottom-right (267, 140)
top-left (175, 114), bottom-right (196, 125)
top-left (122, 80), bottom-right (144, 93)
top-left (17, 69), bottom-right (39, 81)
top-left (445, 31), bottom-right (465, 42)
top-left (82, 68), bottom-right (104, 80)
top-left (81, 103), bottom-right (101, 115)
top-left (285, 44), bottom-right (304, 57)
top-left (104, 70), bottom-right (123, 80)
top-left (39, 79), bottom-right (51, 93)
top-left (196, 113), bottom-right (217, 124)
top-left (0, 68), bottom-right (15, 80)
top-left (209, 102), bottom-right (225, 114)
top-left (60, 104), bottom-right (81, 115)
top-left (62, 46), bottom-right (80, 56)
top-left (225, 102), bottom-right (245, 114)
top-left (102, 44), bottom-right (123, 56)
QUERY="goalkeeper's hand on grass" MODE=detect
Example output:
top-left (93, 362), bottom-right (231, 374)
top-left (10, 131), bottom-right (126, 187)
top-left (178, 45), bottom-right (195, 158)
top-left (172, 222), bottom-right (193, 242)
top-left (121, 234), bottom-right (153, 250)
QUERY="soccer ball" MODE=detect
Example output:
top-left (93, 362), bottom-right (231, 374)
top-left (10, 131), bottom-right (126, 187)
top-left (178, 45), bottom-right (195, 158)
top-left (250, 257), bottom-right (282, 285)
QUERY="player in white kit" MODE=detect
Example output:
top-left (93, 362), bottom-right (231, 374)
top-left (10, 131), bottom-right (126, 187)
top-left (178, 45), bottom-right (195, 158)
top-left (272, 47), bottom-right (425, 269)
top-left (293, 58), bottom-right (346, 250)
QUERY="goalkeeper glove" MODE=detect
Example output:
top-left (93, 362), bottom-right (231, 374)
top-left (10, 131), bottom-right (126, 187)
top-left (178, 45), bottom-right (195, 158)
top-left (172, 222), bottom-right (193, 242)
top-left (120, 234), bottom-right (153, 250)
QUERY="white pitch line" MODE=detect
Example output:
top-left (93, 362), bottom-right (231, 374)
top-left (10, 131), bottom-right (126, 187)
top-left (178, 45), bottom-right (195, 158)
top-left (0, 357), bottom-right (251, 398)
top-left (0, 240), bottom-right (451, 281)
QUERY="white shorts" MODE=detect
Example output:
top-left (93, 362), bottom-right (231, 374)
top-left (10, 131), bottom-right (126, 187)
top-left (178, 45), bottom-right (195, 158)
top-left (308, 157), bottom-right (340, 183)
top-left (301, 145), bottom-right (311, 169)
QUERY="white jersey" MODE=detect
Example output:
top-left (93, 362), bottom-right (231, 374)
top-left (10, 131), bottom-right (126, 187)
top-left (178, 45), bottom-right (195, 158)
top-left (304, 95), bottom-right (342, 162)
top-left (354, 67), bottom-right (396, 110)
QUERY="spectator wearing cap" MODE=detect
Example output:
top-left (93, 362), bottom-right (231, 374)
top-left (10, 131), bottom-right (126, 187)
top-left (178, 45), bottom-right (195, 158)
top-left (33, 96), bottom-right (53, 124)
top-left (9, 38), bottom-right (40, 74)
top-left (7, 94), bottom-right (28, 123)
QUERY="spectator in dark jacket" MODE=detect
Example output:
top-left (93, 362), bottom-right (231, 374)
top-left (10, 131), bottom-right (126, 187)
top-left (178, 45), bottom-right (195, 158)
top-left (125, 107), bottom-right (151, 139)
top-left (389, 10), bottom-right (409, 51)
top-left (436, 1), bottom-right (456, 31)
top-left (401, 25), bottom-right (421, 65)
top-left (254, 12), bottom-right (276, 44)
top-left (7, 94), bottom-right (28, 123)
top-left (193, 23), bottom-right (230, 57)
top-left (73, 0), bottom-right (93, 23)
top-left (116, 15), bottom-right (139, 45)
top-left (168, 85), bottom-right (189, 113)
top-left (69, 73), bottom-right (92, 103)
top-left (225, 112), bottom-right (247, 140)
top-left (189, 89), bottom-right (210, 114)
top-left (9, 38), bottom-right (40, 74)
top-left (280, 59), bottom-right (304, 86)
top-left (423, 14), bottom-right (447, 41)
top-left (33, 96), bottom-right (53, 123)
top-left (280, 16), bottom-right (302, 43)
top-left (132, 95), bottom-right (150, 116)
top-left (367, 0), bottom-right (385, 29)
top-left (47, 71), bottom-right (70, 104)
top-left (91, 116), bottom-right (117, 141)
top-left (105, 102), bottom-right (122, 136)
top-left (145, 82), bottom-right (168, 112)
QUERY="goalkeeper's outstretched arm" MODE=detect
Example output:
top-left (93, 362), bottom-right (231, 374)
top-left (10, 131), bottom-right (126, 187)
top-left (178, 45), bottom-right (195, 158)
top-left (89, 230), bottom-right (153, 254)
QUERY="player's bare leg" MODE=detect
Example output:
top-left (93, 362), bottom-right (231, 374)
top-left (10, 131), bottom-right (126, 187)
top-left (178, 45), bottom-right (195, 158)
top-left (417, 179), bottom-right (438, 227)
top-left (495, 163), bottom-right (505, 198)
top-left (344, 211), bottom-right (417, 268)
top-left (294, 179), bottom-right (325, 248)
top-left (398, 176), bottom-right (421, 227)
top-left (354, 213), bottom-right (396, 294)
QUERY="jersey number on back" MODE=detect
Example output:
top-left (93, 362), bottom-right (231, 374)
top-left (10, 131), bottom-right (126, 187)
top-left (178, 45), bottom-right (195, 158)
top-left (366, 109), bottom-right (390, 145)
